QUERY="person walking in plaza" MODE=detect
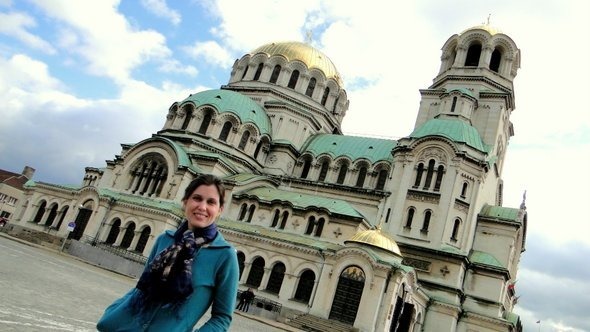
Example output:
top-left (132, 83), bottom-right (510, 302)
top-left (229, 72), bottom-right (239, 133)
top-left (236, 288), bottom-right (255, 312)
top-left (97, 174), bottom-right (239, 332)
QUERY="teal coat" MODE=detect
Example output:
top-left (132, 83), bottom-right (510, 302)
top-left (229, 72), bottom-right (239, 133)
top-left (97, 230), bottom-right (239, 332)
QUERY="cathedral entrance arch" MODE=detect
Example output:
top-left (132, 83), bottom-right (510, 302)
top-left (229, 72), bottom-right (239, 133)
top-left (70, 205), bottom-right (92, 240)
top-left (329, 265), bottom-right (365, 325)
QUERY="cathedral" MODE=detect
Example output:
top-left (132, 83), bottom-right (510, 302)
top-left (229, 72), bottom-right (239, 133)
top-left (10, 24), bottom-right (526, 331)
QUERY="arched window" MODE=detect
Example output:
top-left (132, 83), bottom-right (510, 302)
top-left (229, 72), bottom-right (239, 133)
top-left (337, 163), bottom-right (348, 184)
top-left (376, 169), bottom-right (388, 190)
top-left (105, 219), bottom-right (121, 244)
top-left (305, 216), bottom-right (315, 235)
top-left (465, 43), bottom-right (482, 66)
top-left (270, 209), bottom-right (280, 227)
top-left (318, 161), bottom-right (329, 182)
top-left (423, 159), bottom-right (436, 189)
top-left (253, 63), bottom-right (263, 81)
top-left (254, 141), bottom-right (263, 159)
top-left (219, 121), bottom-right (232, 142)
top-left (135, 226), bottom-right (151, 253)
top-left (301, 159), bottom-right (312, 179)
top-left (181, 107), bottom-right (192, 130)
top-left (450, 96), bottom-right (457, 112)
top-left (356, 166), bottom-right (367, 187)
top-left (45, 204), bottom-right (58, 226)
top-left (414, 163), bottom-right (424, 188)
top-left (246, 205), bottom-right (256, 223)
top-left (294, 269), bottom-right (316, 302)
top-left (241, 65), bottom-right (249, 79)
top-left (269, 65), bottom-right (281, 83)
top-left (238, 130), bottom-right (250, 150)
top-left (237, 251), bottom-right (245, 279)
top-left (490, 48), bottom-right (502, 72)
top-left (279, 211), bottom-right (289, 229)
top-left (451, 219), bottom-right (461, 241)
top-left (305, 77), bottom-right (316, 97)
top-left (266, 262), bottom-right (286, 294)
top-left (434, 165), bottom-right (445, 191)
top-left (315, 218), bottom-right (325, 237)
top-left (405, 208), bottom-right (415, 228)
top-left (246, 257), bottom-right (265, 287)
top-left (198, 112), bottom-right (212, 134)
top-left (321, 87), bottom-right (330, 106)
top-left (120, 222), bottom-right (136, 249)
top-left (238, 203), bottom-right (248, 220)
top-left (33, 201), bottom-right (47, 223)
top-left (288, 70), bottom-right (299, 89)
top-left (460, 182), bottom-right (468, 198)
top-left (421, 211), bottom-right (431, 233)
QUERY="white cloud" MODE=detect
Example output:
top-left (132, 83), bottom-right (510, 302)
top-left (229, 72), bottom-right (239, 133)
top-left (183, 40), bottom-right (234, 68)
top-left (0, 11), bottom-right (56, 53)
top-left (140, 0), bottom-right (181, 26)
top-left (158, 58), bottom-right (198, 76)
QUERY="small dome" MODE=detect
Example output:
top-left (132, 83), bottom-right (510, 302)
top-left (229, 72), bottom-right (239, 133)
top-left (345, 227), bottom-right (402, 257)
top-left (461, 24), bottom-right (502, 36)
top-left (250, 41), bottom-right (343, 86)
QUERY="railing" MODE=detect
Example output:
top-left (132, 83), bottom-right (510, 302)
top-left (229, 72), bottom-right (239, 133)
top-left (80, 235), bottom-right (147, 264)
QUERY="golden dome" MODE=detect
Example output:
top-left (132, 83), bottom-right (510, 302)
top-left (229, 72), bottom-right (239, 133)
top-left (461, 24), bottom-right (502, 36)
top-left (250, 41), bottom-right (343, 86)
top-left (345, 227), bottom-right (402, 257)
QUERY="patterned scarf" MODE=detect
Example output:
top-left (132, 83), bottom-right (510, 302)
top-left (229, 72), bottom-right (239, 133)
top-left (134, 220), bottom-right (218, 310)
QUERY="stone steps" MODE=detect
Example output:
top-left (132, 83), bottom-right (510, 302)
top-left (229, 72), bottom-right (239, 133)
top-left (286, 314), bottom-right (354, 332)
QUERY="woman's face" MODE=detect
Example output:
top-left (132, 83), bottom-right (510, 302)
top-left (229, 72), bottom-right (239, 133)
top-left (183, 184), bottom-right (223, 230)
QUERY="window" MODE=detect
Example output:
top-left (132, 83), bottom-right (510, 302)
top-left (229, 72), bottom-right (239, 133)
top-left (269, 65), bottom-right (281, 83)
top-left (238, 203), bottom-right (248, 220)
top-left (253, 141), bottom-right (263, 159)
top-left (198, 112), bottom-right (212, 134)
top-left (238, 130), bottom-right (250, 150)
top-left (405, 208), bottom-right (415, 228)
top-left (120, 222), bottom-right (136, 249)
top-left (253, 63), bottom-right (263, 81)
top-left (465, 43), bottom-right (482, 66)
top-left (288, 70), bottom-right (299, 89)
top-left (315, 218), bottom-right (325, 237)
top-left (305, 77), bottom-right (316, 97)
top-left (451, 219), bottom-right (461, 241)
top-left (301, 159), bottom-right (311, 179)
top-left (135, 227), bottom-right (151, 253)
top-left (294, 270), bottom-right (316, 302)
top-left (318, 161), bottom-right (329, 182)
top-left (181, 107), bottom-right (192, 130)
top-left (423, 159), bottom-right (435, 190)
top-left (271, 209), bottom-right (280, 227)
top-left (356, 166), bottom-right (367, 187)
top-left (241, 65), bottom-right (249, 79)
top-left (490, 48), bottom-right (502, 72)
top-left (434, 165), bottom-right (444, 191)
top-left (421, 211), bottom-right (431, 233)
top-left (237, 251), bottom-right (245, 279)
top-left (246, 205), bottom-right (256, 223)
top-left (266, 262), bottom-right (286, 294)
top-left (321, 87), bottom-right (330, 106)
top-left (376, 169), bottom-right (388, 190)
top-left (337, 163), bottom-right (348, 184)
top-left (305, 216), bottom-right (315, 235)
top-left (460, 182), bottom-right (468, 198)
top-left (450, 96), bottom-right (457, 112)
top-left (219, 122), bottom-right (232, 142)
top-left (246, 257), bottom-right (265, 287)
top-left (414, 163), bottom-right (424, 188)
top-left (105, 219), bottom-right (121, 244)
top-left (279, 211), bottom-right (289, 229)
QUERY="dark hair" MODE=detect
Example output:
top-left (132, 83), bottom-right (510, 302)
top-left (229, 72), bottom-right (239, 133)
top-left (182, 174), bottom-right (226, 206)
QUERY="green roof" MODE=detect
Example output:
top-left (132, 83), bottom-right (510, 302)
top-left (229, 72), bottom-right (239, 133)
top-left (410, 118), bottom-right (487, 152)
top-left (99, 188), bottom-right (184, 217)
top-left (218, 218), bottom-right (342, 251)
top-left (179, 89), bottom-right (271, 136)
top-left (234, 186), bottom-right (365, 219)
top-left (302, 134), bottom-right (396, 164)
top-left (479, 204), bottom-right (521, 223)
top-left (469, 250), bottom-right (505, 269)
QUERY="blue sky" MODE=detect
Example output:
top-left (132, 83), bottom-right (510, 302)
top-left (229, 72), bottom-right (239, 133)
top-left (1, 1), bottom-right (589, 331)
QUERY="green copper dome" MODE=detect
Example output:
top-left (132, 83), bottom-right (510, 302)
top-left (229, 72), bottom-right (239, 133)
top-left (180, 89), bottom-right (271, 136)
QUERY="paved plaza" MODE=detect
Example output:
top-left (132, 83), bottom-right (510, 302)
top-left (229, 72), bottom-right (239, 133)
top-left (0, 234), bottom-right (295, 332)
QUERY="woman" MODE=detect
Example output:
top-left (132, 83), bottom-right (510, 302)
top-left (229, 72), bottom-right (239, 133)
top-left (97, 174), bottom-right (239, 331)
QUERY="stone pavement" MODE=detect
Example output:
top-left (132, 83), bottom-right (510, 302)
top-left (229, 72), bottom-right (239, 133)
top-left (0, 232), bottom-right (302, 332)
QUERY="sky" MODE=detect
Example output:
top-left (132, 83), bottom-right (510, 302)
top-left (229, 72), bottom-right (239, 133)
top-left (0, 0), bottom-right (589, 330)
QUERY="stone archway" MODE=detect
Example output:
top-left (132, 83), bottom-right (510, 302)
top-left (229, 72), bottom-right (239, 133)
top-left (329, 265), bottom-right (365, 325)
